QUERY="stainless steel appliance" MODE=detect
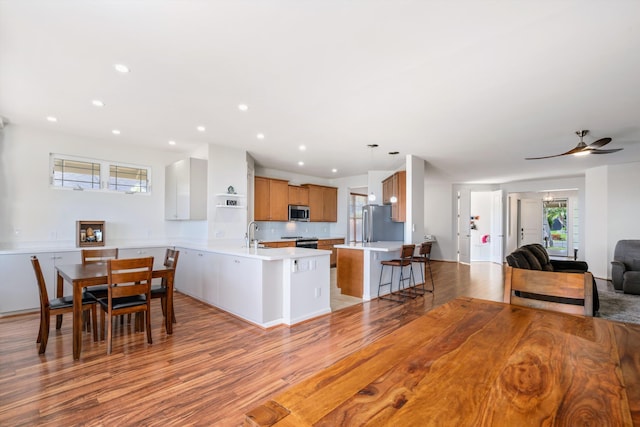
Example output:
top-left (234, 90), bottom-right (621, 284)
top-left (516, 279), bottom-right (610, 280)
top-left (288, 205), bottom-right (310, 222)
top-left (362, 204), bottom-right (404, 242)
top-left (282, 236), bottom-right (318, 249)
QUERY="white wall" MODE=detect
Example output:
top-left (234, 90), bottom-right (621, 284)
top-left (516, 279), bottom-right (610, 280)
top-left (424, 165), bottom-right (456, 261)
top-left (406, 155), bottom-right (425, 244)
top-left (470, 191), bottom-right (492, 261)
top-left (0, 125), bottom-right (186, 248)
top-left (585, 163), bottom-right (640, 279)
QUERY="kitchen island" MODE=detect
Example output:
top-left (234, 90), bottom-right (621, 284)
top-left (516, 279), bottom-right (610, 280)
top-left (174, 244), bottom-right (331, 327)
top-left (335, 241), bottom-right (405, 300)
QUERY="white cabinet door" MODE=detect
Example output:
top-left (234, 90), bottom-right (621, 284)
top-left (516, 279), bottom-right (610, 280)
top-left (200, 252), bottom-right (219, 306)
top-left (50, 251), bottom-right (81, 296)
top-left (218, 255), bottom-right (261, 322)
top-left (174, 248), bottom-right (206, 301)
top-left (165, 158), bottom-right (207, 220)
top-left (0, 253), bottom-right (40, 313)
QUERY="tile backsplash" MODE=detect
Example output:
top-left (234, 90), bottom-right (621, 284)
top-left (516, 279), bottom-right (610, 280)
top-left (254, 222), bottom-right (332, 240)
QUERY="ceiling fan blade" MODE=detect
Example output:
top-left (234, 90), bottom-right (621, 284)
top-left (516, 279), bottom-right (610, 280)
top-left (588, 137), bottom-right (612, 149)
top-left (589, 148), bottom-right (623, 154)
top-left (525, 145), bottom-right (585, 160)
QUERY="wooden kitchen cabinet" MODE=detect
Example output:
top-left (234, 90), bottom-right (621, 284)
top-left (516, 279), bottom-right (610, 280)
top-left (165, 158), bottom-right (207, 220)
top-left (255, 177), bottom-right (289, 221)
top-left (288, 185), bottom-right (309, 206)
top-left (382, 171), bottom-right (406, 222)
top-left (304, 184), bottom-right (338, 222)
top-left (318, 238), bottom-right (344, 267)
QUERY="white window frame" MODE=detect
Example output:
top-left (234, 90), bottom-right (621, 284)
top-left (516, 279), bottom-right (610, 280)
top-left (50, 153), bottom-right (152, 194)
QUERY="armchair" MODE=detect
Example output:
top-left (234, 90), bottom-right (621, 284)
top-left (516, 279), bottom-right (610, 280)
top-left (506, 243), bottom-right (599, 313)
top-left (611, 240), bottom-right (640, 294)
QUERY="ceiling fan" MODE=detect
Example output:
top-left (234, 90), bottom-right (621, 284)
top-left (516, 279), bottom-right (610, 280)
top-left (525, 130), bottom-right (623, 160)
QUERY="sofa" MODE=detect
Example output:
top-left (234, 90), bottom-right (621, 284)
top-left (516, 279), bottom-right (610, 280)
top-left (611, 240), bottom-right (640, 294)
top-left (506, 243), bottom-right (599, 313)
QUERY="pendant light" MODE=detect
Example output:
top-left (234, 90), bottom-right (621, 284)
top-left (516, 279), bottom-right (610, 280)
top-left (367, 144), bottom-right (378, 201)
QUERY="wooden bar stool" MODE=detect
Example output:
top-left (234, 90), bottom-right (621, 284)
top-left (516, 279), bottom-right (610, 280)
top-left (410, 241), bottom-right (435, 295)
top-left (378, 244), bottom-right (416, 303)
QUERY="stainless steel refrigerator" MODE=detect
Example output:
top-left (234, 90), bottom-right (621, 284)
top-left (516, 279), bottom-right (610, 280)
top-left (362, 204), bottom-right (404, 242)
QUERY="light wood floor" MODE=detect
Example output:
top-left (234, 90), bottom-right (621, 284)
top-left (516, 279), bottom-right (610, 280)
top-left (0, 261), bottom-right (505, 426)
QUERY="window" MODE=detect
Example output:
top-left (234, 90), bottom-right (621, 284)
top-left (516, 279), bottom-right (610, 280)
top-left (50, 154), bottom-right (151, 194)
top-left (109, 165), bottom-right (148, 193)
top-left (53, 158), bottom-right (101, 189)
top-left (348, 192), bottom-right (367, 244)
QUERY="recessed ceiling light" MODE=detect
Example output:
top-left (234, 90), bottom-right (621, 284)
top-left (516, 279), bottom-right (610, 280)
top-left (256, 133), bottom-right (265, 140)
top-left (332, 168), bottom-right (337, 173)
top-left (114, 64), bottom-right (130, 73)
top-left (197, 126), bottom-right (206, 132)
top-left (238, 104), bottom-right (248, 112)
top-left (298, 161), bottom-right (304, 166)
top-left (92, 100), bottom-right (105, 107)
top-left (168, 140), bottom-right (176, 145)
top-left (46, 116), bottom-right (57, 122)
top-left (112, 129), bottom-right (121, 135)
top-left (299, 145), bottom-right (306, 151)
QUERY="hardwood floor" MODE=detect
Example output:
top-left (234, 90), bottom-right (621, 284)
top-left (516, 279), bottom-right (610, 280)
top-left (0, 261), bottom-right (504, 426)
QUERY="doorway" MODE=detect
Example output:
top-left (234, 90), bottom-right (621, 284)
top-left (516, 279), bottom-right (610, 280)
top-left (543, 198), bottom-right (569, 257)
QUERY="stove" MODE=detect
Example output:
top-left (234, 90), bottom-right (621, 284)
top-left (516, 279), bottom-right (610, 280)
top-left (281, 236), bottom-right (319, 249)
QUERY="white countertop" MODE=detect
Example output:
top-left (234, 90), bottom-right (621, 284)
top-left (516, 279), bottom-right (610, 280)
top-left (0, 240), bottom-right (331, 261)
top-left (334, 241), bottom-right (405, 252)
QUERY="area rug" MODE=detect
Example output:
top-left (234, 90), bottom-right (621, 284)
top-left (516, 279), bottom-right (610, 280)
top-left (596, 282), bottom-right (640, 325)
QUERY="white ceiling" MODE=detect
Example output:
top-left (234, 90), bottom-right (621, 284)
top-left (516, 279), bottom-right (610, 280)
top-left (1, 1), bottom-right (639, 183)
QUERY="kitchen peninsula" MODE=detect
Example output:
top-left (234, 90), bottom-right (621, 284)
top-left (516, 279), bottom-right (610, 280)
top-left (335, 241), bottom-right (405, 300)
top-left (1, 243), bottom-right (331, 329)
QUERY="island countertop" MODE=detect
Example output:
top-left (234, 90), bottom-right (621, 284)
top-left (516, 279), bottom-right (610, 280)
top-left (334, 241), bottom-right (405, 252)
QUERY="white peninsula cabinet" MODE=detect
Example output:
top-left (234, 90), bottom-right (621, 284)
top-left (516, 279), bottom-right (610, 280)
top-left (165, 158), bottom-right (207, 220)
top-left (174, 245), bottom-right (330, 328)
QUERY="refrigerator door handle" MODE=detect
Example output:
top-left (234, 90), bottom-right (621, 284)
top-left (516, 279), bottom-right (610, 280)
top-left (362, 208), bottom-right (369, 242)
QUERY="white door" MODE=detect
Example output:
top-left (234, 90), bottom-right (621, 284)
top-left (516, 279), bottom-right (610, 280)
top-left (458, 190), bottom-right (471, 264)
top-left (519, 198), bottom-right (542, 247)
top-left (490, 190), bottom-right (504, 264)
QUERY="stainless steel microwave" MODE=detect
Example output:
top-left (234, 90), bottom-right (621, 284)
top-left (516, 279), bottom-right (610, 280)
top-left (288, 205), bottom-right (310, 222)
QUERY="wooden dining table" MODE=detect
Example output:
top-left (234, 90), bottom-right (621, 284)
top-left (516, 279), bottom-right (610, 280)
top-left (245, 297), bottom-right (640, 426)
top-left (55, 261), bottom-right (175, 360)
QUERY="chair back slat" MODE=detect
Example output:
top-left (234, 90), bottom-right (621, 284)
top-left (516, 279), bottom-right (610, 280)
top-left (503, 266), bottom-right (593, 316)
top-left (82, 248), bottom-right (118, 264)
top-left (107, 257), bottom-right (154, 299)
top-left (30, 256), bottom-right (50, 310)
top-left (419, 242), bottom-right (433, 257)
top-left (401, 244), bottom-right (415, 260)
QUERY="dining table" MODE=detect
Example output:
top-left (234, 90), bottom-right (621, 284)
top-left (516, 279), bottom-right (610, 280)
top-left (55, 260), bottom-right (175, 360)
top-left (245, 297), bottom-right (640, 426)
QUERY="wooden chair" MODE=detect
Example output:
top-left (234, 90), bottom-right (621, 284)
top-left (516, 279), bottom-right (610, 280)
top-left (98, 257), bottom-right (154, 355)
top-left (82, 248), bottom-right (119, 299)
top-left (150, 249), bottom-right (179, 324)
top-left (31, 256), bottom-right (97, 354)
top-left (503, 266), bottom-right (593, 316)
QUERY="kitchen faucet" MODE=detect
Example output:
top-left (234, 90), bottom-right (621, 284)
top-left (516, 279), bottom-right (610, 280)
top-left (246, 221), bottom-right (257, 247)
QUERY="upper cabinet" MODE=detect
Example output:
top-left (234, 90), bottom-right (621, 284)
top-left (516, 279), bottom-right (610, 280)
top-left (165, 158), bottom-right (207, 220)
top-left (288, 185), bottom-right (309, 206)
top-left (304, 184), bottom-right (338, 222)
top-left (382, 171), bottom-right (406, 222)
top-left (255, 177), bottom-right (289, 221)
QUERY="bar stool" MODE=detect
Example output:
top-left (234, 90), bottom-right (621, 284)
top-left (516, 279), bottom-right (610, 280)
top-left (378, 244), bottom-right (416, 302)
top-left (411, 241), bottom-right (435, 294)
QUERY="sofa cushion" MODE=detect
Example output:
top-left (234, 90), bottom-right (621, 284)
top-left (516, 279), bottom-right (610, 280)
top-left (507, 250), bottom-right (530, 269)
top-left (633, 259), bottom-right (640, 271)
top-left (623, 271), bottom-right (640, 295)
top-left (520, 248), bottom-right (543, 270)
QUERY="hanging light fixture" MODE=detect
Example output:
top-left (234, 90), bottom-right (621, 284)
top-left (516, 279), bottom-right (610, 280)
top-left (367, 144), bottom-right (378, 201)
top-left (543, 192), bottom-right (554, 202)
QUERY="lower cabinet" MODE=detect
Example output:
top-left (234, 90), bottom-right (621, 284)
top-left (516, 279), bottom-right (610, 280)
top-left (218, 255), bottom-right (262, 323)
top-left (318, 238), bottom-right (345, 267)
top-left (175, 248), bottom-right (210, 302)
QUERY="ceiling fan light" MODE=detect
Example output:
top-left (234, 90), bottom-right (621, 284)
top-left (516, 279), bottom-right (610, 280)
top-left (573, 150), bottom-right (591, 157)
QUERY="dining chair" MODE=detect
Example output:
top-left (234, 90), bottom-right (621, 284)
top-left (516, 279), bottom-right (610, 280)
top-left (82, 248), bottom-right (119, 300)
top-left (503, 266), bottom-right (593, 316)
top-left (97, 257), bottom-right (154, 355)
top-left (378, 244), bottom-right (416, 302)
top-left (150, 248), bottom-right (179, 324)
top-left (31, 256), bottom-right (97, 354)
